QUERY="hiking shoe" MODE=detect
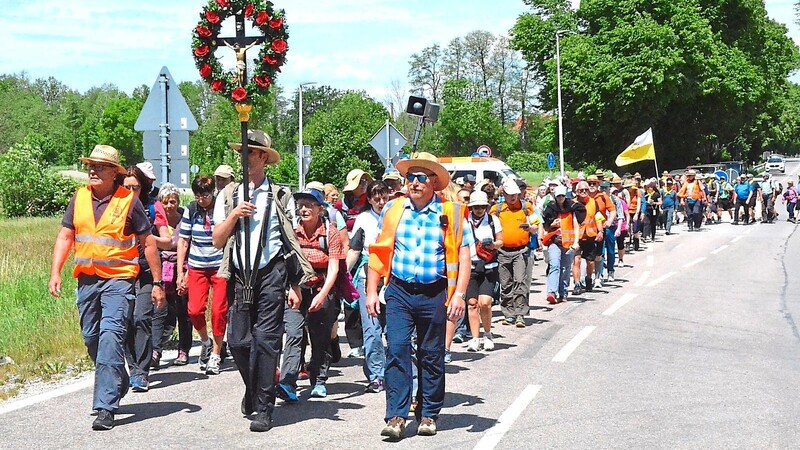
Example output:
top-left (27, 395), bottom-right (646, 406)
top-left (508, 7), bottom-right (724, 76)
top-left (381, 417), bottom-right (406, 440)
top-left (330, 337), bottom-right (342, 364)
top-left (249, 412), bottom-right (273, 432)
top-left (444, 349), bottom-right (452, 363)
top-left (347, 346), bottom-right (364, 358)
top-left (150, 351), bottom-right (161, 370)
top-left (276, 383), bottom-right (299, 402)
top-left (546, 293), bottom-right (557, 305)
top-left (199, 340), bottom-right (212, 370)
top-left (92, 409), bottom-right (114, 431)
top-left (366, 378), bottom-right (385, 393)
top-left (131, 374), bottom-right (149, 392)
top-left (466, 338), bottom-right (481, 352)
top-left (515, 316), bottom-right (526, 328)
top-left (483, 333), bottom-right (495, 351)
top-left (174, 350), bottom-right (188, 366)
top-left (410, 401), bottom-right (417, 412)
top-left (502, 317), bottom-right (514, 325)
top-left (417, 417), bottom-right (437, 436)
top-left (206, 353), bottom-right (221, 375)
top-left (452, 333), bottom-right (466, 344)
top-left (298, 369), bottom-right (309, 380)
top-left (584, 277), bottom-right (593, 292)
top-left (572, 284), bottom-right (584, 296)
top-left (310, 384), bottom-right (328, 398)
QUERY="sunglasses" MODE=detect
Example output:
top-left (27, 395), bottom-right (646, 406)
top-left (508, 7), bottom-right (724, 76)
top-left (406, 172), bottom-right (436, 183)
top-left (124, 185), bottom-right (141, 192)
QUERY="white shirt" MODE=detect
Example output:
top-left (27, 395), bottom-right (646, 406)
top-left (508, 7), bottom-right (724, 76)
top-left (351, 208), bottom-right (381, 257)
top-left (468, 212), bottom-right (503, 269)
top-left (213, 179), bottom-right (288, 270)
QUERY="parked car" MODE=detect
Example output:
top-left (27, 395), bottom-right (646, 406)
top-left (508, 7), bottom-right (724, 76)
top-left (766, 155), bottom-right (785, 173)
top-left (439, 156), bottom-right (519, 187)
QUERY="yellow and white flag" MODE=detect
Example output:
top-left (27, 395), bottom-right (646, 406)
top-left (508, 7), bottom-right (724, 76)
top-left (615, 128), bottom-right (655, 167)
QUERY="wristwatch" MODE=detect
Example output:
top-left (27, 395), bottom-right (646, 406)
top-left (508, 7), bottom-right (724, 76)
top-left (153, 280), bottom-right (165, 288)
top-left (454, 292), bottom-right (465, 299)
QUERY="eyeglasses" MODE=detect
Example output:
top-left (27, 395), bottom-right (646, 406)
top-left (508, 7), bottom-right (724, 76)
top-left (471, 205), bottom-right (487, 210)
top-left (87, 164), bottom-right (113, 173)
top-left (406, 172), bottom-right (436, 183)
top-left (588, 182), bottom-right (598, 186)
top-left (195, 193), bottom-right (213, 200)
top-left (124, 185), bottom-right (141, 192)
top-left (577, 189), bottom-right (588, 193)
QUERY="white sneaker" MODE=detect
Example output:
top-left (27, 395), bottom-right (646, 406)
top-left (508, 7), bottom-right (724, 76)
top-left (594, 278), bottom-right (604, 289)
top-left (466, 338), bottom-right (481, 352)
top-left (608, 272), bottom-right (615, 282)
top-left (483, 334), bottom-right (495, 351)
top-left (206, 353), bottom-right (221, 375)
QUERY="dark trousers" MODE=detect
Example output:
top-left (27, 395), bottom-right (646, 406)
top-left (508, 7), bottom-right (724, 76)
top-left (384, 279), bottom-right (447, 422)
top-left (227, 259), bottom-right (287, 415)
top-left (125, 270), bottom-right (153, 378)
top-left (280, 288), bottom-right (340, 388)
top-left (685, 201), bottom-right (703, 229)
top-left (343, 303), bottom-right (363, 349)
top-left (152, 289), bottom-right (192, 354)
top-left (734, 198), bottom-right (750, 224)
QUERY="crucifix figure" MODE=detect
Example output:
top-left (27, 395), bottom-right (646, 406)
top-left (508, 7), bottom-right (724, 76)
top-left (224, 41), bottom-right (258, 87)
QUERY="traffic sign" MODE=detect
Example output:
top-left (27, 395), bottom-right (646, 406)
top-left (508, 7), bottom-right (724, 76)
top-left (369, 121), bottom-right (407, 168)
top-left (476, 145), bottom-right (492, 157)
top-left (547, 152), bottom-right (556, 170)
top-left (714, 170), bottom-right (728, 182)
top-left (134, 66), bottom-right (198, 132)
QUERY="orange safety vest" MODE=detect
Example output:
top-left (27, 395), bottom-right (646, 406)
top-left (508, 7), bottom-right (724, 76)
top-left (678, 181), bottom-right (705, 201)
top-left (579, 197), bottom-right (599, 239)
top-left (368, 196), bottom-right (465, 305)
top-left (627, 187), bottom-right (640, 214)
top-left (72, 185), bottom-right (140, 279)
top-left (558, 212), bottom-right (576, 248)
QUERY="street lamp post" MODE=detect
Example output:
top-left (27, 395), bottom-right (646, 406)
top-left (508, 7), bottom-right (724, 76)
top-left (555, 30), bottom-right (569, 178)
top-left (298, 81), bottom-right (317, 190)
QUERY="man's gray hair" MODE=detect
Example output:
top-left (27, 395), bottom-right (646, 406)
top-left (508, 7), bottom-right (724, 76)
top-left (158, 182), bottom-right (180, 201)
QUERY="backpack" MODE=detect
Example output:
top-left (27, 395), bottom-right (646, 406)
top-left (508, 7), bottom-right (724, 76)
top-left (470, 213), bottom-right (497, 262)
top-left (315, 218), bottom-right (360, 304)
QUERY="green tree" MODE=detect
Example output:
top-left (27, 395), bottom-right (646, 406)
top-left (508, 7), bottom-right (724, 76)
top-left (96, 96), bottom-right (144, 165)
top-left (512, 0), bottom-right (800, 171)
top-left (302, 92), bottom-right (390, 187)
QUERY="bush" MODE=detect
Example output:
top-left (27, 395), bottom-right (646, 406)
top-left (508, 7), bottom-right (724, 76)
top-left (0, 142), bottom-right (78, 217)
top-left (506, 151), bottom-right (549, 173)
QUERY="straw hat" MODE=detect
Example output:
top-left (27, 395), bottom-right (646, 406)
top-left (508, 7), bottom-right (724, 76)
top-left (395, 152), bottom-right (450, 191)
top-left (79, 145), bottom-right (126, 174)
top-left (343, 169), bottom-right (374, 193)
top-left (228, 129), bottom-right (280, 165)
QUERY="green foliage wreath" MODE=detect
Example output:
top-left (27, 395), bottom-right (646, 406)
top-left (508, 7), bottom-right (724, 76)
top-left (192, 0), bottom-right (288, 104)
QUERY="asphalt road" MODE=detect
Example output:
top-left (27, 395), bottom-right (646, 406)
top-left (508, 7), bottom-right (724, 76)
top-left (3, 163), bottom-right (800, 449)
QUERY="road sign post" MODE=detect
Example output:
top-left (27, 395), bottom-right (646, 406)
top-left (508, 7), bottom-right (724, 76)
top-left (369, 120), bottom-right (407, 169)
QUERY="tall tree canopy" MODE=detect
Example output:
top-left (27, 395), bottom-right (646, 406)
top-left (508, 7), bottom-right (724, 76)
top-left (512, 0), bottom-right (800, 171)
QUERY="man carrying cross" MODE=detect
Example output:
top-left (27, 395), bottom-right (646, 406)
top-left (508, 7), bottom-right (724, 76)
top-left (213, 130), bottom-right (311, 432)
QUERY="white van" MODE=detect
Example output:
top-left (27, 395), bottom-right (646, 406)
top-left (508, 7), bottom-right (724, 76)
top-left (439, 156), bottom-right (519, 187)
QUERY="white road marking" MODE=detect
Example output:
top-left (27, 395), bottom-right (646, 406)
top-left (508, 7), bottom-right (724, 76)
top-left (473, 385), bottom-right (542, 450)
top-left (711, 244), bottom-right (730, 255)
top-left (672, 243), bottom-right (683, 250)
top-left (682, 257), bottom-right (706, 268)
top-left (0, 374), bottom-right (94, 416)
top-left (646, 271), bottom-right (676, 287)
top-left (731, 235), bottom-right (743, 243)
top-left (646, 245), bottom-right (654, 253)
top-left (635, 271), bottom-right (651, 286)
top-left (646, 255), bottom-right (654, 267)
top-left (602, 293), bottom-right (638, 316)
top-left (745, 228), bottom-right (754, 234)
top-left (552, 326), bottom-right (597, 362)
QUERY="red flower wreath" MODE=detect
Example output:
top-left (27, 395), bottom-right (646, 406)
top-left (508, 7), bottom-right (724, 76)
top-left (191, 0), bottom-right (289, 104)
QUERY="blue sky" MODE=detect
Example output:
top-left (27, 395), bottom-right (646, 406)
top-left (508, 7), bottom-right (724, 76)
top-left (1, 0), bottom-right (798, 102)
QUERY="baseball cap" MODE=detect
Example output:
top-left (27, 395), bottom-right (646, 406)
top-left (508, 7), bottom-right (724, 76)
top-left (502, 179), bottom-right (521, 195)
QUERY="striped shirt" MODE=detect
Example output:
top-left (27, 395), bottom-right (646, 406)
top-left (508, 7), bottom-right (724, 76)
top-left (382, 195), bottom-right (473, 284)
top-left (178, 205), bottom-right (223, 270)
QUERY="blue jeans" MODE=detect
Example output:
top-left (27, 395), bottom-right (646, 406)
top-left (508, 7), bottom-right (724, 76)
top-left (384, 279), bottom-right (447, 421)
top-left (546, 244), bottom-right (573, 298)
top-left (603, 226), bottom-right (616, 275)
top-left (663, 207), bottom-right (675, 233)
top-left (76, 275), bottom-right (135, 412)
top-left (356, 272), bottom-right (386, 382)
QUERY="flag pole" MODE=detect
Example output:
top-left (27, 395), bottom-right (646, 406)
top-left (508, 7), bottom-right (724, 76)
top-left (652, 128), bottom-right (659, 181)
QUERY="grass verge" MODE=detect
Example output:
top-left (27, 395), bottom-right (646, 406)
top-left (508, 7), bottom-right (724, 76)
top-left (0, 217), bottom-right (89, 400)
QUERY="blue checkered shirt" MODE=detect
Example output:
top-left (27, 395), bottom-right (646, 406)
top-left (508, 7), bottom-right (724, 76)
top-left (380, 196), bottom-right (473, 284)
